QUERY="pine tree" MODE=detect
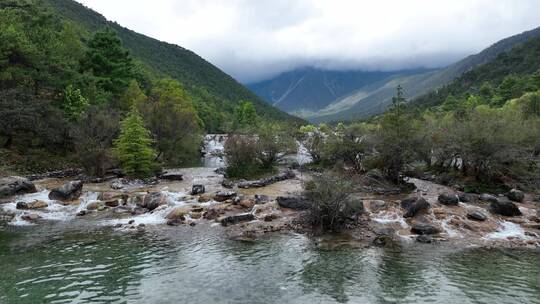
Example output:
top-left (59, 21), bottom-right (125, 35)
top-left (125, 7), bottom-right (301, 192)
top-left (113, 107), bottom-right (158, 178)
top-left (81, 28), bottom-right (135, 97)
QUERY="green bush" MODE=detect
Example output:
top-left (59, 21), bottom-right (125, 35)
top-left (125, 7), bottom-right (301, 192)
top-left (304, 175), bottom-right (363, 232)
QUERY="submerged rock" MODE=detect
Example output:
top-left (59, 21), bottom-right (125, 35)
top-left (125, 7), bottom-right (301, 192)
top-left (277, 196), bottom-right (310, 210)
top-left (16, 200), bottom-right (47, 210)
top-left (104, 199), bottom-right (120, 208)
top-left (368, 200), bottom-right (387, 212)
top-left (467, 211), bottom-right (488, 221)
top-left (86, 201), bottom-right (103, 210)
top-left (48, 180), bottom-right (83, 201)
top-left (0, 176), bottom-right (37, 198)
top-left (372, 228), bottom-right (397, 246)
top-left (416, 235), bottom-right (433, 243)
top-left (411, 223), bottom-right (440, 235)
top-left (506, 189), bottom-right (525, 203)
top-left (21, 213), bottom-right (42, 221)
top-left (401, 197), bottom-right (429, 218)
top-left (191, 185), bottom-right (205, 195)
top-left (438, 193), bottom-right (459, 206)
top-left (490, 198), bottom-right (522, 217)
top-left (220, 213), bottom-right (255, 226)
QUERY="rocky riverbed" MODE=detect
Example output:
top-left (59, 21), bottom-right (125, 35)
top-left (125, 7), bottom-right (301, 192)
top-left (1, 167), bottom-right (539, 248)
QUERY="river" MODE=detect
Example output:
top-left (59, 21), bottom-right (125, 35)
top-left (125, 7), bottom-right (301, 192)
top-left (0, 221), bottom-right (539, 304)
top-left (0, 136), bottom-right (539, 303)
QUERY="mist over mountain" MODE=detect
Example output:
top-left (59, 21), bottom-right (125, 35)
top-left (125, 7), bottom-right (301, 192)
top-left (248, 26), bottom-right (540, 122)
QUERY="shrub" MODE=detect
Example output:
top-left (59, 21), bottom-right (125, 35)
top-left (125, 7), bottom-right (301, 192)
top-left (225, 123), bottom-right (294, 179)
top-left (224, 134), bottom-right (261, 178)
top-left (304, 175), bottom-right (363, 232)
top-left (71, 105), bottom-right (120, 176)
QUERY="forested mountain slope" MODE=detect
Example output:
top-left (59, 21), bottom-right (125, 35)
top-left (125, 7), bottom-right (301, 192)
top-left (413, 37), bottom-right (540, 108)
top-left (0, 0), bottom-right (300, 175)
top-left (43, 0), bottom-right (301, 127)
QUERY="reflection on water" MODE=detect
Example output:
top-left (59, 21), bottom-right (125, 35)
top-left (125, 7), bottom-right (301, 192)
top-left (1, 223), bottom-right (539, 304)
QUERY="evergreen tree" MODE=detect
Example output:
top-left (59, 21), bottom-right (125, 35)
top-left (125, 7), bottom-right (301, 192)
top-left (113, 107), bottom-right (158, 178)
top-left (118, 79), bottom-right (147, 111)
top-left (81, 28), bottom-right (135, 97)
top-left (377, 85), bottom-right (416, 182)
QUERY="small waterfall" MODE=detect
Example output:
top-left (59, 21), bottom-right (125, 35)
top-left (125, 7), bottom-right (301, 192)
top-left (485, 221), bottom-right (529, 240)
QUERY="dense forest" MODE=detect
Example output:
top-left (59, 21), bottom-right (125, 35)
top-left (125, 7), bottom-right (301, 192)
top-left (0, 0), bottom-right (300, 176)
top-left (413, 37), bottom-right (540, 109)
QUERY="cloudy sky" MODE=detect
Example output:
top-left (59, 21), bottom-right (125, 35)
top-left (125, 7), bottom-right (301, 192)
top-left (77, 0), bottom-right (540, 83)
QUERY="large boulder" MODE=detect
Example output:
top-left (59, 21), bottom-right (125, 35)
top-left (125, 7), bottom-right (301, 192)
top-left (191, 185), bottom-right (205, 195)
top-left (86, 201), bottom-right (104, 211)
top-left (438, 193), bottom-right (459, 206)
top-left (220, 213), bottom-right (255, 226)
top-left (411, 223), bottom-right (440, 235)
top-left (479, 193), bottom-right (498, 204)
top-left (97, 192), bottom-right (127, 202)
top-left (490, 198), bottom-right (522, 216)
top-left (401, 197), bottom-right (430, 218)
top-left (165, 206), bottom-right (190, 220)
top-left (48, 180), bottom-right (83, 201)
top-left (160, 172), bottom-right (183, 181)
top-left (458, 193), bottom-right (479, 204)
top-left (214, 191), bottom-right (237, 202)
top-left (467, 211), bottom-right (487, 221)
top-left (254, 194), bottom-right (269, 204)
top-left (203, 206), bottom-right (226, 220)
top-left (277, 196), bottom-right (311, 210)
top-left (506, 189), bottom-right (525, 203)
top-left (0, 176), bottom-right (37, 198)
top-left (137, 192), bottom-right (168, 211)
top-left (16, 200), bottom-right (47, 210)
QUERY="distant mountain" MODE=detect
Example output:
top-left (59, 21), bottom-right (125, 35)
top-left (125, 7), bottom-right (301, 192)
top-left (306, 26), bottom-right (540, 123)
top-left (44, 0), bottom-right (302, 126)
top-left (247, 68), bottom-right (400, 115)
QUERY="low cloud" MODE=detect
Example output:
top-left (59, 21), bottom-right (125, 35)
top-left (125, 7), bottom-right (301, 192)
top-left (77, 0), bottom-right (540, 83)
